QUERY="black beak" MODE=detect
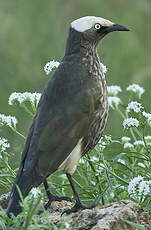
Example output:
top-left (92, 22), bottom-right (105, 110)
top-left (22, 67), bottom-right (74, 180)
top-left (105, 24), bottom-right (130, 33)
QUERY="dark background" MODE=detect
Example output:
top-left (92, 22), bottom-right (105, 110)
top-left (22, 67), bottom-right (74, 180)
top-left (0, 0), bottom-right (151, 159)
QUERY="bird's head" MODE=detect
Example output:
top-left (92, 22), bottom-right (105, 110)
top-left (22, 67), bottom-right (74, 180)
top-left (70, 16), bottom-right (129, 44)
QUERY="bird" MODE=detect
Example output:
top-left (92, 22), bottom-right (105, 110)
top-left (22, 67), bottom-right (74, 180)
top-left (6, 16), bottom-right (129, 217)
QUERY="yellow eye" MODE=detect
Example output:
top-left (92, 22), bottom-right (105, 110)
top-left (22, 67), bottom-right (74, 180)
top-left (94, 23), bottom-right (101, 30)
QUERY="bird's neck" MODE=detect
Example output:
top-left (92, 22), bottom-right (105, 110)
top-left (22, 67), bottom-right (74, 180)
top-left (64, 28), bottom-right (97, 58)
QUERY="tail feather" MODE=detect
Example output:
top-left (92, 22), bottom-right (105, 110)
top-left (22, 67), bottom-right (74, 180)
top-left (6, 174), bottom-right (33, 217)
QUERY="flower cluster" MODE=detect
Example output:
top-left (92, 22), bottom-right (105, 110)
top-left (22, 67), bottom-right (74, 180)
top-left (0, 138), bottom-right (10, 153)
top-left (124, 103), bottom-right (151, 129)
top-left (0, 114), bottom-right (18, 128)
top-left (128, 176), bottom-right (151, 202)
top-left (108, 84), bottom-right (147, 130)
top-left (8, 92), bottom-right (41, 106)
top-left (108, 96), bottom-right (121, 109)
top-left (30, 187), bottom-right (42, 198)
top-left (107, 86), bottom-right (122, 96)
top-left (121, 135), bottom-right (151, 150)
top-left (107, 85), bottom-right (122, 109)
top-left (98, 137), bottom-right (107, 151)
top-left (44, 60), bottom-right (60, 75)
top-left (124, 100), bottom-right (151, 129)
top-left (126, 101), bottom-right (143, 113)
top-left (123, 142), bottom-right (134, 149)
top-left (145, 136), bottom-right (151, 141)
top-left (133, 140), bottom-right (144, 147)
top-left (126, 84), bottom-right (145, 99)
top-left (142, 111), bottom-right (151, 126)
top-left (123, 117), bottom-right (139, 129)
top-left (121, 136), bottom-right (131, 143)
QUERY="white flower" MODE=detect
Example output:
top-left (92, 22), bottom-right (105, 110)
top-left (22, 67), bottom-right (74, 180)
top-left (91, 156), bottom-right (99, 162)
top-left (133, 140), bottom-right (144, 146)
top-left (100, 62), bottom-right (107, 74)
top-left (104, 135), bottom-right (112, 142)
top-left (123, 142), bottom-right (134, 149)
top-left (142, 111), bottom-right (151, 119)
top-left (128, 176), bottom-right (143, 195)
top-left (9, 92), bottom-right (24, 105)
top-left (23, 92), bottom-right (41, 105)
top-left (44, 60), bottom-right (60, 75)
top-left (99, 141), bottom-right (107, 151)
top-left (30, 187), bottom-right (41, 198)
top-left (107, 86), bottom-right (122, 96)
top-left (0, 138), bottom-right (10, 153)
top-left (138, 163), bottom-right (145, 168)
top-left (121, 136), bottom-right (131, 143)
top-left (126, 101), bottom-right (143, 113)
top-left (0, 114), bottom-right (18, 128)
top-left (108, 96), bottom-right (121, 109)
top-left (142, 111), bottom-right (151, 127)
top-left (128, 176), bottom-right (151, 202)
top-left (123, 117), bottom-right (139, 129)
top-left (138, 180), bottom-right (151, 201)
top-left (126, 84), bottom-right (145, 98)
top-left (98, 137), bottom-right (107, 150)
top-left (117, 159), bottom-right (125, 164)
top-left (8, 92), bottom-right (41, 106)
top-left (147, 143), bottom-right (151, 147)
top-left (145, 136), bottom-right (151, 141)
top-left (79, 158), bottom-right (85, 164)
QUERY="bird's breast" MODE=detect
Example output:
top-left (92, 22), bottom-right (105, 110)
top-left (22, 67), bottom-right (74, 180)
top-left (81, 54), bottom-right (108, 155)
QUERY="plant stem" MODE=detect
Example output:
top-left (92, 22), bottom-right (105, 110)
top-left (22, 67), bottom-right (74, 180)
top-left (87, 154), bottom-right (105, 204)
top-left (11, 128), bottom-right (25, 139)
top-left (21, 104), bottom-right (34, 117)
top-left (117, 108), bottom-right (125, 119)
top-left (130, 128), bottom-right (137, 142)
top-left (102, 159), bottom-right (128, 185)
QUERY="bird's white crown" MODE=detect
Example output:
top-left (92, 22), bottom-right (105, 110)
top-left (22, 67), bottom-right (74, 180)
top-left (71, 16), bottom-right (114, 32)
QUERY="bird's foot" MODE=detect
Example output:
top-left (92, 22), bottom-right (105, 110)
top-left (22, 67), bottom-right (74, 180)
top-left (44, 195), bottom-right (72, 210)
top-left (43, 179), bottom-right (72, 210)
top-left (62, 200), bottom-right (96, 215)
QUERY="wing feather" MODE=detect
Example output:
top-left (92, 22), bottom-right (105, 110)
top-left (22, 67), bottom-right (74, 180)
top-left (14, 61), bottom-right (97, 186)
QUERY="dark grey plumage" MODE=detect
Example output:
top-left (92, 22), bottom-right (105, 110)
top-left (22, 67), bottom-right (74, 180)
top-left (6, 16), bottom-right (129, 217)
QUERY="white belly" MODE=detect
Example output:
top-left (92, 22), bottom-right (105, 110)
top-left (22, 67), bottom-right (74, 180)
top-left (58, 138), bottom-right (83, 175)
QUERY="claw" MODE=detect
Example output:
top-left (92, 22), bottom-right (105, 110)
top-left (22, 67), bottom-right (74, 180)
top-left (61, 201), bottom-right (96, 215)
top-left (62, 203), bottom-right (80, 215)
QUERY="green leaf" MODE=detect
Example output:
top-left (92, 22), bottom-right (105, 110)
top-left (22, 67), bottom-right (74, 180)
top-left (124, 220), bottom-right (148, 230)
top-left (24, 195), bottom-right (42, 230)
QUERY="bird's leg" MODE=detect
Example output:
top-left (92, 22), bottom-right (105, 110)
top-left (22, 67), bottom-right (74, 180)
top-left (43, 179), bottom-right (72, 210)
top-left (62, 173), bottom-right (96, 215)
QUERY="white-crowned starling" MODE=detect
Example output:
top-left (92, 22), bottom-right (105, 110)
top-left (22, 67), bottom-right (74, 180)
top-left (6, 16), bottom-right (129, 217)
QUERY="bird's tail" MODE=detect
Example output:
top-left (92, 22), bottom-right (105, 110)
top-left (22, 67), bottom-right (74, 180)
top-left (6, 174), bottom-right (33, 217)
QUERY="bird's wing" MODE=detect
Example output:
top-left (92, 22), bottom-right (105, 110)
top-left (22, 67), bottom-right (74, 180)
top-left (17, 62), bottom-right (98, 184)
top-left (36, 87), bottom-right (91, 177)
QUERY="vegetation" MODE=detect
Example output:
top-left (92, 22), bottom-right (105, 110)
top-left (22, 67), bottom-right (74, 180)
top-left (0, 0), bottom-right (151, 229)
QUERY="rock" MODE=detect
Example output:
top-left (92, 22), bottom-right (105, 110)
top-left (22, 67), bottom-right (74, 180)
top-left (47, 200), bottom-right (151, 230)
top-left (0, 193), bottom-right (10, 209)
top-left (0, 193), bottom-right (150, 229)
